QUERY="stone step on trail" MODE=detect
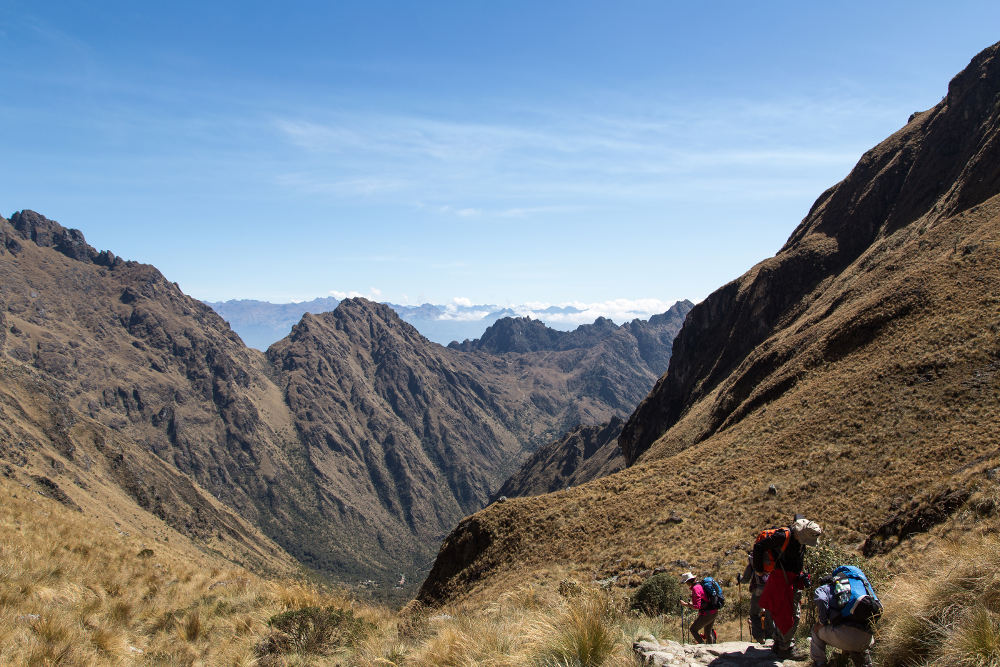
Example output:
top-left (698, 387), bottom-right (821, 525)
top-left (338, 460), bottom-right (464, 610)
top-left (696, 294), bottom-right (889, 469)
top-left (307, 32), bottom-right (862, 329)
top-left (633, 639), bottom-right (806, 666)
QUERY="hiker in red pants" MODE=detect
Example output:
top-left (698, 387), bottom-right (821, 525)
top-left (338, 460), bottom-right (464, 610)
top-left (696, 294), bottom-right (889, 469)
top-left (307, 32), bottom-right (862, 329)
top-left (753, 518), bottom-right (822, 659)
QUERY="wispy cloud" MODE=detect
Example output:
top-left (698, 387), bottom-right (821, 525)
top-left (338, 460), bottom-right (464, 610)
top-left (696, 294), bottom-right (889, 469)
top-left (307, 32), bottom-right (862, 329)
top-left (269, 94), bottom-right (878, 213)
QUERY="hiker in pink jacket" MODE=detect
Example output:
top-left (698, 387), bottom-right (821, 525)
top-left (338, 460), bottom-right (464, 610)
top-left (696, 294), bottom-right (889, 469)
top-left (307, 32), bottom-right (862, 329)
top-left (679, 572), bottom-right (717, 644)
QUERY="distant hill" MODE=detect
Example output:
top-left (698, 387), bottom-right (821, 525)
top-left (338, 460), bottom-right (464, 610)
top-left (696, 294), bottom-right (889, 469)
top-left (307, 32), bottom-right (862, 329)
top-left (418, 40), bottom-right (1000, 607)
top-left (0, 211), bottom-right (690, 593)
top-left (208, 297), bottom-right (342, 350)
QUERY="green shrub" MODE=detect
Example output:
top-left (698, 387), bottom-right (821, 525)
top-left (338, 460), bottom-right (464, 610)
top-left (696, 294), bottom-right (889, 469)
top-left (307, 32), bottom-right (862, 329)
top-left (630, 573), bottom-right (682, 616)
top-left (255, 606), bottom-right (371, 657)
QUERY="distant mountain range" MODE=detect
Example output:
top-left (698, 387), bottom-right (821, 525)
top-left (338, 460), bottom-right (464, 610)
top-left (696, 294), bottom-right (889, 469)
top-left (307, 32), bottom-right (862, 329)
top-left (206, 297), bottom-right (686, 349)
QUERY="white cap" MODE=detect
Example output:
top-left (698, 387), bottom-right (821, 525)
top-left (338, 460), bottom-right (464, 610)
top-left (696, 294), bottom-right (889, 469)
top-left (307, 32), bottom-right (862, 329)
top-left (679, 571), bottom-right (696, 584)
top-left (791, 518), bottom-right (822, 546)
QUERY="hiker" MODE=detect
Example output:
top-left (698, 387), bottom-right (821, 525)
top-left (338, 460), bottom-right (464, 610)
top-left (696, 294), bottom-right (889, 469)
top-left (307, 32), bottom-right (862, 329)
top-left (679, 572), bottom-right (719, 644)
top-left (753, 517), bottom-right (822, 659)
top-left (738, 553), bottom-right (776, 643)
top-left (810, 565), bottom-right (882, 667)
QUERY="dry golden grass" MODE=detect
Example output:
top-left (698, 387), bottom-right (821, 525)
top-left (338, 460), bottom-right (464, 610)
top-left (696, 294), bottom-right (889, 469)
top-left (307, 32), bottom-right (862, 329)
top-left (0, 471), bottom-right (666, 666)
top-left (877, 534), bottom-right (1000, 667)
top-left (0, 473), bottom-right (392, 665)
top-left (394, 585), bottom-right (645, 667)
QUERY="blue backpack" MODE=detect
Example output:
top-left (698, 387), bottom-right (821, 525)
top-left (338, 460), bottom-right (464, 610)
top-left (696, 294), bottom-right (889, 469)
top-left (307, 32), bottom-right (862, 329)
top-left (700, 576), bottom-right (725, 610)
top-left (830, 565), bottom-right (882, 629)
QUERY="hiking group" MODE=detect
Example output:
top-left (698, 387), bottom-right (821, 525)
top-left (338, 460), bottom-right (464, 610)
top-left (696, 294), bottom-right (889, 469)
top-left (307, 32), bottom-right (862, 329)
top-left (679, 516), bottom-right (883, 666)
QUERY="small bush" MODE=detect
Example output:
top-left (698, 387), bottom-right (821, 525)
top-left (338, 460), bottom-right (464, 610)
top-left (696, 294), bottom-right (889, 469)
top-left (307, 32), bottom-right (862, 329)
top-left (181, 609), bottom-right (203, 642)
top-left (630, 573), bottom-right (682, 616)
top-left (256, 606), bottom-right (372, 657)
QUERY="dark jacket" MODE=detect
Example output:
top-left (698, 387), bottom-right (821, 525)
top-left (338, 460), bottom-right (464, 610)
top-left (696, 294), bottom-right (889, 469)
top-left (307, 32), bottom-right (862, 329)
top-left (752, 527), bottom-right (806, 574)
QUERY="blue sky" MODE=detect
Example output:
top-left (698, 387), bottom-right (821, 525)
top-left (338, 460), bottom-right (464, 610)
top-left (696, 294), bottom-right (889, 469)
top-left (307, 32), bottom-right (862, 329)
top-left (2, 1), bottom-right (998, 314)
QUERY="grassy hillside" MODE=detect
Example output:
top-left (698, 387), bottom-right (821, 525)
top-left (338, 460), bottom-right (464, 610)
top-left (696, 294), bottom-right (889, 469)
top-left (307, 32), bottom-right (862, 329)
top-left (418, 42), bottom-right (1000, 611)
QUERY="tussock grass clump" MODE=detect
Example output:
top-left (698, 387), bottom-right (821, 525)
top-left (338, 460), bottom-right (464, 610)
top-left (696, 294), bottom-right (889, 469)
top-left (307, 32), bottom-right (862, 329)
top-left (878, 535), bottom-right (1000, 667)
top-left (532, 593), bottom-right (626, 667)
top-left (395, 584), bottom-right (645, 667)
top-left (256, 605), bottom-right (372, 658)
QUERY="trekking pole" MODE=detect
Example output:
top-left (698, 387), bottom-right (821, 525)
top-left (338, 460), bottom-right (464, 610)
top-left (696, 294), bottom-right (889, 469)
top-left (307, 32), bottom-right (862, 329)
top-left (681, 605), bottom-right (685, 645)
top-left (738, 580), bottom-right (743, 642)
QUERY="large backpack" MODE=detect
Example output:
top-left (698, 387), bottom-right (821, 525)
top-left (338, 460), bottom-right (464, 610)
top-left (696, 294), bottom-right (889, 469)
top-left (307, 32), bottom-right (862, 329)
top-left (830, 565), bottom-right (883, 631)
top-left (700, 576), bottom-right (725, 610)
top-left (755, 527), bottom-right (791, 574)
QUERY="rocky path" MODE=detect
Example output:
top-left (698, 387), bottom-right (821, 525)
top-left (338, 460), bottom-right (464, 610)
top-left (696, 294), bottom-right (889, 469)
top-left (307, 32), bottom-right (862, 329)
top-left (633, 639), bottom-right (805, 666)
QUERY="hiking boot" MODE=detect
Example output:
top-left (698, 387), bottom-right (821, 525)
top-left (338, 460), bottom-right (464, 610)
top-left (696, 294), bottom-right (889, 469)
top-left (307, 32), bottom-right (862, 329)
top-left (773, 646), bottom-right (808, 661)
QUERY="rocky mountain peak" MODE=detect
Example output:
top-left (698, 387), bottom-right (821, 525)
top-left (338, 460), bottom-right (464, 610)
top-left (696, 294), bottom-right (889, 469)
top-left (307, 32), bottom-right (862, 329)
top-left (450, 316), bottom-right (555, 353)
top-left (6, 209), bottom-right (122, 267)
top-left (285, 297), bottom-right (424, 347)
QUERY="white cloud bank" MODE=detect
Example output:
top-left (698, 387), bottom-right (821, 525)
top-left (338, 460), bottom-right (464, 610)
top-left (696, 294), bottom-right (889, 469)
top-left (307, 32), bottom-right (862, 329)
top-left (329, 287), bottom-right (382, 300)
top-left (416, 297), bottom-right (689, 327)
top-left (509, 298), bottom-right (686, 327)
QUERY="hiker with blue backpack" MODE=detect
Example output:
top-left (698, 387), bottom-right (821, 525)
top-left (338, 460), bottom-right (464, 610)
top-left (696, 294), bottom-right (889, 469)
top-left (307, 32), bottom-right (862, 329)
top-left (679, 571), bottom-right (724, 644)
top-left (810, 565), bottom-right (882, 667)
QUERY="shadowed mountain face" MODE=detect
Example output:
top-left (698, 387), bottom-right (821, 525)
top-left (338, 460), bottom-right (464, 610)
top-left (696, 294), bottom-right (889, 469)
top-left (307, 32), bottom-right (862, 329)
top-left (417, 41), bottom-right (1000, 607)
top-left (618, 42), bottom-right (1000, 465)
top-left (0, 212), bottom-right (690, 590)
top-left (449, 302), bottom-right (691, 362)
top-left (494, 416), bottom-right (625, 499)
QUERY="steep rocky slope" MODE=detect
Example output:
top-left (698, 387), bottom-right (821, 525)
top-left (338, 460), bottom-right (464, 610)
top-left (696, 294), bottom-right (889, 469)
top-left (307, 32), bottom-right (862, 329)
top-left (418, 41), bottom-right (1000, 606)
top-left (0, 211), bottom-right (309, 572)
top-left (262, 298), bottom-right (687, 579)
top-left (494, 417), bottom-right (625, 499)
top-left (0, 212), bottom-right (689, 589)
